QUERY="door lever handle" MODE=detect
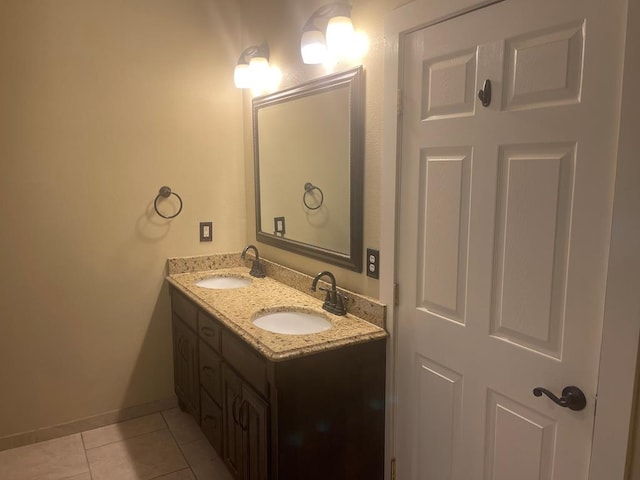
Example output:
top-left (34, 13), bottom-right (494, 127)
top-left (533, 386), bottom-right (587, 411)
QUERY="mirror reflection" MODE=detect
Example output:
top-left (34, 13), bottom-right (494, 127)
top-left (253, 66), bottom-right (363, 271)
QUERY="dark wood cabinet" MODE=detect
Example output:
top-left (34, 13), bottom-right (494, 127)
top-left (201, 387), bottom-right (223, 454)
top-left (170, 287), bottom-right (385, 480)
top-left (240, 377), bottom-right (269, 480)
top-left (222, 364), bottom-right (269, 480)
top-left (172, 314), bottom-right (199, 418)
top-left (222, 364), bottom-right (243, 478)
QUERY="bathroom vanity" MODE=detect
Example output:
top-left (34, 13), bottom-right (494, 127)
top-left (167, 257), bottom-right (387, 480)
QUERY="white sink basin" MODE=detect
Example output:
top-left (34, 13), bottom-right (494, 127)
top-left (195, 276), bottom-right (252, 289)
top-left (252, 311), bottom-right (332, 335)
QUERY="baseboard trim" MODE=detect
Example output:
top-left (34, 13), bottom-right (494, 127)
top-left (0, 396), bottom-right (178, 452)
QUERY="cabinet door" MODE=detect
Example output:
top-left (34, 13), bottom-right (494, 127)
top-left (201, 388), bottom-right (223, 455)
top-left (172, 315), bottom-right (200, 418)
top-left (222, 364), bottom-right (243, 479)
top-left (240, 385), bottom-right (269, 480)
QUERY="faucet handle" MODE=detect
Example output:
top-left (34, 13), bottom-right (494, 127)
top-left (250, 259), bottom-right (266, 278)
top-left (316, 286), bottom-right (333, 302)
top-left (335, 292), bottom-right (348, 315)
top-left (319, 289), bottom-right (347, 316)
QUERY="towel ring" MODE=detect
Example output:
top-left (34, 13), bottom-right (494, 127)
top-left (303, 182), bottom-right (324, 210)
top-left (154, 186), bottom-right (183, 219)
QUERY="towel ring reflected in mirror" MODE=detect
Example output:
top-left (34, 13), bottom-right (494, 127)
top-left (303, 182), bottom-right (324, 210)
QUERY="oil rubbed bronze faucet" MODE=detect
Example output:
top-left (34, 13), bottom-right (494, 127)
top-left (311, 270), bottom-right (347, 316)
top-left (241, 244), bottom-right (266, 278)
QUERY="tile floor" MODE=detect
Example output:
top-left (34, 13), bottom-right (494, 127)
top-left (0, 408), bottom-right (233, 480)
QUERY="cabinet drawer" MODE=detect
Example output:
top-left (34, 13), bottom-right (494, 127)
top-left (200, 340), bottom-right (222, 404)
top-left (199, 311), bottom-right (222, 352)
top-left (171, 289), bottom-right (198, 332)
top-left (201, 388), bottom-right (222, 455)
top-left (222, 332), bottom-right (267, 397)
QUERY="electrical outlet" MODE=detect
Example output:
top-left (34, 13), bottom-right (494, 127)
top-left (200, 222), bottom-right (213, 242)
top-left (366, 248), bottom-right (380, 279)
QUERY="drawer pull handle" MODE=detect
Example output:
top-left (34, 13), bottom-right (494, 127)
top-left (239, 400), bottom-right (249, 431)
top-left (178, 339), bottom-right (190, 359)
top-left (201, 327), bottom-right (217, 337)
top-left (203, 414), bottom-right (218, 424)
top-left (232, 393), bottom-right (241, 424)
top-left (202, 366), bottom-right (217, 376)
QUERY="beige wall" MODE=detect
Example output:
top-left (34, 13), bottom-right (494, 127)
top-left (0, 0), bottom-right (245, 438)
top-left (240, 0), bottom-right (409, 297)
top-left (629, 349), bottom-right (640, 476)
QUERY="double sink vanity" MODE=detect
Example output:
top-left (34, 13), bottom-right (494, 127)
top-left (166, 251), bottom-right (387, 480)
top-left (167, 66), bottom-right (380, 479)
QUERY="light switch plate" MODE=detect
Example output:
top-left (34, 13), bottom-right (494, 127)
top-left (274, 216), bottom-right (286, 236)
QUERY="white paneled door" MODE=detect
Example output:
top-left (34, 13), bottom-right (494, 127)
top-left (396, 0), bottom-right (624, 478)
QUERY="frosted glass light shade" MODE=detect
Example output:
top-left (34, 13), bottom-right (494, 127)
top-left (249, 57), bottom-right (270, 76)
top-left (301, 30), bottom-right (328, 64)
top-left (326, 16), bottom-right (354, 54)
top-left (234, 63), bottom-right (251, 88)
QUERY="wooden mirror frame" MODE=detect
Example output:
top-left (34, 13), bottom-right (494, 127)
top-left (252, 66), bottom-right (364, 272)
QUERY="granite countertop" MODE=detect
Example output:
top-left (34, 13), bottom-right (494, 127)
top-left (167, 267), bottom-right (388, 361)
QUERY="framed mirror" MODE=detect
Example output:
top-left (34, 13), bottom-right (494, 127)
top-left (253, 66), bottom-right (364, 271)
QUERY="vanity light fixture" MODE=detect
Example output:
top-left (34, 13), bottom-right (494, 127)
top-left (301, 3), bottom-right (366, 65)
top-left (234, 43), bottom-right (270, 89)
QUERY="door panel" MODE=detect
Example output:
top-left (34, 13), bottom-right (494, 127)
top-left (415, 355), bottom-right (463, 479)
top-left (484, 390), bottom-right (556, 480)
top-left (503, 21), bottom-right (584, 110)
top-left (396, 0), bottom-right (622, 478)
top-left (418, 147), bottom-right (472, 323)
top-left (422, 49), bottom-right (478, 119)
top-left (491, 143), bottom-right (575, 357)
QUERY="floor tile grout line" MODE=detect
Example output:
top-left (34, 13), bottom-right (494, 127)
top-left (148, 466), bottom-right (195, 480)
top-left (160, 409), bottom-right (199, 448)
top-left (161, 410), bottom-right (195, 473)
top-left (160, 408), bottom-right (234, 478)
top-left (78, 431), bottom-right (94, 480)
top-left (161, 410), bottom-right (183, 445)
top-left (159, 410), bottom-right (171, 429)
